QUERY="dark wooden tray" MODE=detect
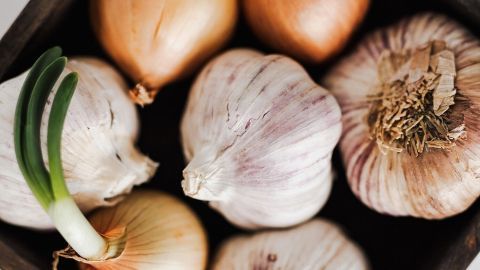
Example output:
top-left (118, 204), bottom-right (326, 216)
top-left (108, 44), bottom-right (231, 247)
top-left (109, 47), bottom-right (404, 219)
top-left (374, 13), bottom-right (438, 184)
top-left (1, 0), bottom-right (480, 269)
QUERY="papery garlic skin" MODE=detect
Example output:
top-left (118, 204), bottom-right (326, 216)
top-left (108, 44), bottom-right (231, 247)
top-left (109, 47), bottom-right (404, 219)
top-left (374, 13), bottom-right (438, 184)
top-left (212, 219), bottom-right (369, 270)
top-left (0, 57), bottom-right (157, 229)
top-left (90, 0), bottom-right (237, 105)
top-left (323, 13), bottom-right (480, 219)
top-left (181, 49), bottom-right (342, 229)
top-left (77, 190), bottom-right (207, 270)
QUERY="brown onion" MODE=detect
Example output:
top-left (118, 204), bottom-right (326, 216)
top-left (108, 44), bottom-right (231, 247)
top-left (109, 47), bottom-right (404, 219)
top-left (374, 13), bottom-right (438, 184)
top-left (90, 0), bottom-right (237, 105)
top-left (243, 0), bottom-right (370, 63)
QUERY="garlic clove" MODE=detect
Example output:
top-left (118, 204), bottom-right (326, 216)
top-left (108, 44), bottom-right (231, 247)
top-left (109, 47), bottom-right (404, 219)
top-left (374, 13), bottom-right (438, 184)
top-left (181, 49), bottom-right (342, 229)
top-left (323, 13), bottom-right (480, 219)
top-left (212, 218), bottom-right (369, 269)
top-left (0, 57), bottom-right (157, 229)
top-left (90, 0), bottom-right (238, 105)
top-left (75, 190), bottom-right (208, 270)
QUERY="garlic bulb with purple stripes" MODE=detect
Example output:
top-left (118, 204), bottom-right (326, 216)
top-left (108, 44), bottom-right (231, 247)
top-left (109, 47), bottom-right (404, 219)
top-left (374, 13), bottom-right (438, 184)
top-left (181, 49), bottom-right (342, 229)
top-left (0, 57), bottom-right (157, 229)
top-left (323, 13), bottom-right (480, 219)
top-left (212, 219), bottom-right (369, 269)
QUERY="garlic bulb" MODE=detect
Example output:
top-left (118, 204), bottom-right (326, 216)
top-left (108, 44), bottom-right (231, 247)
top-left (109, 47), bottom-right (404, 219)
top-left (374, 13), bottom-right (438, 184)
top-left (90, 0), bottom-right (238, 105)
top-left (323, 13), bottom-right (480, 219)
top-left (243, 0), bottom-right (370, 63)
top-left (74, 190), bottom-right (207, 270)
top-left (212, 219), bottom-right (369, 269)
top-left (0, 57), bottom-right (157, 229)
top-left (181, 49), bottom-right (342, 229)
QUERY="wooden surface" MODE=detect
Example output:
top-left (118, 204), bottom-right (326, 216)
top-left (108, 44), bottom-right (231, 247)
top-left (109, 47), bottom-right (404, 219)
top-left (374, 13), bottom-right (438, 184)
top-left (0, 231), bottom-right (41, 270)
top-left (442, 0), bottom-right (480, 26)
top-left (0, 0), bottom-right (74, 81)
top-left (0, 0), bottom-right (480, 269)
top-left (431, 209), bottom-right (480, 269)
top-left (0, 0), bottom-right (29, 40)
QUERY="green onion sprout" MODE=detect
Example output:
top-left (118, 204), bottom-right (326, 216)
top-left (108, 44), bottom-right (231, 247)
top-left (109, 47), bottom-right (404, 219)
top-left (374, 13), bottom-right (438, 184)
top-left (13, 47), bottom-right (111, 260)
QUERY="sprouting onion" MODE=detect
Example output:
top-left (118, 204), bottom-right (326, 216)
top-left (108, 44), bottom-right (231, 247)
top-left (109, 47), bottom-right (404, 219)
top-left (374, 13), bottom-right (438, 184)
top-left (13, 48), bottom-right (208, 270)
top-left (14, 47), bottom-right (117, 260)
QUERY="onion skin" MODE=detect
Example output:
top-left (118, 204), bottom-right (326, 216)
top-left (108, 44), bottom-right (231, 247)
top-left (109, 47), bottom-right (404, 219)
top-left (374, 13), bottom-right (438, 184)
top-left (243, 0), bottom-right (370, 63)
top-left (90, 0), bottom-right (237, 105)
top-left (77, 190), bottom-right (208, 270)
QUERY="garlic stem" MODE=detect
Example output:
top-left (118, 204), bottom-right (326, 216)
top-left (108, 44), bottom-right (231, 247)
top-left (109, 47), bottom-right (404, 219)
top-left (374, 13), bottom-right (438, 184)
top-left (49, 197), bottom-right (107, 260)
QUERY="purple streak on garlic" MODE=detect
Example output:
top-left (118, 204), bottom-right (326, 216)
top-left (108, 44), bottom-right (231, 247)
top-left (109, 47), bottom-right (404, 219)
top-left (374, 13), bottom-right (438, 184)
top-left (0, 57), bottom-right (157, 229)
top-left (323, 13), bottom-right (480, 219)
top-left (212, 219), bottom-right (369, 269)
top-left (181, 49), bottom-right (342, 229)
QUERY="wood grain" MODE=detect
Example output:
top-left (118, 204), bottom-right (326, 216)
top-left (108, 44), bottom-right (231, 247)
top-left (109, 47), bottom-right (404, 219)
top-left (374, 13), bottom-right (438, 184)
top-left (0, 0), bottom-right (74, 81)
top-left (0, 231), bottom-right (41, 270)
top-left (441, 0), bottom-right (480, 27)
top-left (428, 209), bottom-right (480, 269)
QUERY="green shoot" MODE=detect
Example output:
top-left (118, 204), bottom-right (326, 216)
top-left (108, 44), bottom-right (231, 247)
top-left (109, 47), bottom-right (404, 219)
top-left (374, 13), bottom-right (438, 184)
top-left (48, 72), bottom-right (78, 200)
top-left (13, 47), bottom-right (109, 260)
top-left (14, 47), bottom-right (62, 209)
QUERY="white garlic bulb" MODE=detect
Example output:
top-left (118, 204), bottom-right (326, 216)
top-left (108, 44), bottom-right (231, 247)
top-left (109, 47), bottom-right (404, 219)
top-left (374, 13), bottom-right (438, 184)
top-left (323, 13), bottom-right (480, 219)
top-left (212, 219), bottom-right (369, 269)
top-left (181, 49), bottom-right (342, 229)
top-left (0, 57), bottom-right (157, 229)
